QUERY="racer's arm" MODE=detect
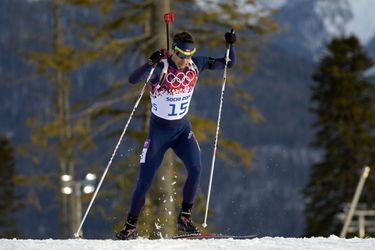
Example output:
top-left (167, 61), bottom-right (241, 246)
top-left (193, 30), bottom-right (236, 72)
top-left (128, 50), bottom-right (164, 84)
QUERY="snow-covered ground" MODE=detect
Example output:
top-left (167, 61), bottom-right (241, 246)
top-left (1, 236), bottom-right (374, 250)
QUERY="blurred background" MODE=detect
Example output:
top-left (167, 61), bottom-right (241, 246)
top-left (1, 0), bottom-right (375, 239)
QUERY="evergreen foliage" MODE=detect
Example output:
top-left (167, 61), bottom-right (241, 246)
top-left (304, 35), bottom-right (375, 236)
top-left (0, 135), bottom-right (20, 238)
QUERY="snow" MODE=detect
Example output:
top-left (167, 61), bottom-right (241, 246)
top-left (314, 0), bottom-right (351, 38)
top-left (311, 0), bottom-right (375, 45)
top-left (258, 0), bottom-right (287, 9)
top-left (347, 0), bottom-right (375, 44)
top-left (1, 236), bottom-right (374, 250)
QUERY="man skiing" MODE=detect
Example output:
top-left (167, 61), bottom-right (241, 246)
top-left (114, 30), bottom-right (236, 240)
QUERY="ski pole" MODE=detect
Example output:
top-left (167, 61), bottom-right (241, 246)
top-left (202, 30), bottom-right (234, 228)
top-left (74, 67), bottom-right (156, 238)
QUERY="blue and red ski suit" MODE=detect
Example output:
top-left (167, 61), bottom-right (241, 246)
top-left (128, 45), bottom-right (235, 216)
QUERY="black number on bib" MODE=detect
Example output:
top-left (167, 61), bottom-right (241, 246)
top-left (168, 102), bottom-right (189, 116)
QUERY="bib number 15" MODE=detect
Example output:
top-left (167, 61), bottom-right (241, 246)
top-left (168, 102), bottom-right (188, 116)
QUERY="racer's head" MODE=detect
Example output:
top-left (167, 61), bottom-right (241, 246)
top-left (171, 32), bottom-right (196, 69)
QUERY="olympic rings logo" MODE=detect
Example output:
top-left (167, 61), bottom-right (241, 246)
top-left (166, 70), bottom-right (195, 88)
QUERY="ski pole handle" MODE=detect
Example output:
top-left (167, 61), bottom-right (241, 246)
top-left (225, 29), bottom-right (235, 62)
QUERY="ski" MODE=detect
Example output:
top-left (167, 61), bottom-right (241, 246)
top-left (169, 233), bottom-right (257, 240)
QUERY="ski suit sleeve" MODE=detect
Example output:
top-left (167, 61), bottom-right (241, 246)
top-left (193, 45), bottom-right (236, 72)
top-left (128, 63), bottom-right (162, 85)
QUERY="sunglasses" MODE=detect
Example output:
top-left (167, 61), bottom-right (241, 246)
top-left (174, 45), bottom-right (196, 59)
top-left (175, 51), bottom-right (192, 59)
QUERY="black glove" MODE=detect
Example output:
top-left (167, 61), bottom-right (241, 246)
top-left (148, 50), bottom-right (163, 66)
top-left (225, 29), bottom-right (236, 44)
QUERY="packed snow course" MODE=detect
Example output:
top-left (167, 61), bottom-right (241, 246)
top-left (1, 235), bottom-right (374, 250)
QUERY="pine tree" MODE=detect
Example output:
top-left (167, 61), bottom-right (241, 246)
top-left (0, 135), bottom-right (20, 238)
top-left (22, 0), bottom-right (99, 237)
top-left (304, 35), bottom-right (375, 236)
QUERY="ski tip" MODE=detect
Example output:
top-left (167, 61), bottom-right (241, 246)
top-left (202, 223), bottom-right (207, 228)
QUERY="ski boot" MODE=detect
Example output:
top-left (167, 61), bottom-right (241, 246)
top-left (114, 214), bottom-right (138, 240)
top-left (177, 201), bottom-right (199, 234)
top-left (177, 211), bottom-right (199, 234)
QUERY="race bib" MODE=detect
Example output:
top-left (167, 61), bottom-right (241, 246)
top-left (150, 62), bottom-right (198, 120)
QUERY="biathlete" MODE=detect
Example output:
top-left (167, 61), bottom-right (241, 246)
top-left (114, 30), bottom-right (236, 240)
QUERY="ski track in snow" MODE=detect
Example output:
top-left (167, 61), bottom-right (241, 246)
top-left (1, 236), bottom-right (374, 250)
